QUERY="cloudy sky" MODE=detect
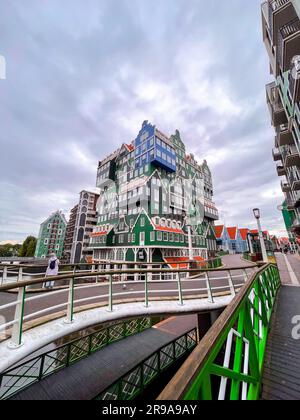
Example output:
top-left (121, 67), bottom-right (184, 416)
top-left (0, 0), bottom-right (287, 242)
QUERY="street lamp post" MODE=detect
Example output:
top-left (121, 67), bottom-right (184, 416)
top-left (187, 225), bottom-right (193, 262)
top-left (253, 208), bottom-right (268, 263)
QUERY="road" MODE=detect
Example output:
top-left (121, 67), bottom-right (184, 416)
top-left (0, 254), bottom-right (256, 335)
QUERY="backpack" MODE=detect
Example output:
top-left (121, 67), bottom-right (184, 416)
top-left (49, 259), bottom-right (57, 270)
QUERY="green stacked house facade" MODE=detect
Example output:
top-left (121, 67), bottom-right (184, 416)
top-left (35, 210), bottom-right (67, 259)
top-left (89, 121), bottom-right (219, 266)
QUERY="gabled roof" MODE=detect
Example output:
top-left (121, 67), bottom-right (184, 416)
top-left (125, 143), bottom-right (134, 152)
top-left (42, 210), bottom-right (67, 227)
top-left (214, 225), bottom-right (224, 239)
top-left (250, 229), bottom-right (269, 236)
top-left (227, 227), bottom-right (237, 240)
top-left (239, 228), bottom-right (249, 241)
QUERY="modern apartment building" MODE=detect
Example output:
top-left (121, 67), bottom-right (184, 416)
top-left (261, 0), bottom-right (300, 236)
top-left (69, 190), bottom-right (99, 263)
top-left (35, 210), bottom-right (67, 259)
top-left (89, 121), bottom-right (219, 266)
top-left (63, 204), bottom-right (78, 262)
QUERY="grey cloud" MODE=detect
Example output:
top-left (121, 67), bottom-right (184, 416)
top-left (0, 0), bottom-right (285, 241)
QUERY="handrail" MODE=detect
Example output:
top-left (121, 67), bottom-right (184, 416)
top-left (0, 264), bottom-right (256, 292)
top-left (0, 264), bottom-right (257, 348)
top-left (157, 263), bottom-right (280, 400)
top-left (0, 256), bottom-right (222, 269)
top-left (0, 257), bottom-right (223, 287)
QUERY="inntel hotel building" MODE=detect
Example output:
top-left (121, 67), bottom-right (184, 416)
top-left (89, 121), bottom-right (219, 267)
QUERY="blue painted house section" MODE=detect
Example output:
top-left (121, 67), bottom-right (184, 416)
top-left (215, 226), bottom-right (249, 254)
top-left (135, 121), bottom-right (176, 173)
top-left (215, 225), bottom-right (231, 252)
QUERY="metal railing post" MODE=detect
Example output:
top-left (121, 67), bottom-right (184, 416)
top-left (205, 272), bottom-right (214, 303)
top-left (2, 266), bottom-right (7, 285)
top-left (177, 272), bottom-right (184, 306)
top-left (144, 272), bottom-right (149, 308)
top-left (65, 276), bottom-right (75, 324)
top-left (107, 275), bottom-right (113, 312)
top-left (18, 267), bottom-right (23, 282)
top-left (8, 286), bottom-right (26, 349)
top-left (227, 271), bottom-right (236, 296)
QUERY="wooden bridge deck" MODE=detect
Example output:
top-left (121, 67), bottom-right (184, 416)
top-left (262, 286), bottom-right (300, 400)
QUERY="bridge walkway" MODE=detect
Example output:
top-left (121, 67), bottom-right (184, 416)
top-left (10, 314), bottom-right (198, 400)
top-left (262, 254), bottom-right (300, 400)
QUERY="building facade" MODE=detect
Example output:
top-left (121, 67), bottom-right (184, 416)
top-left (35, 211), bottom-right (67, 259)
top-left (281, 199), bottom-right (299, 249)
top-left (261, 0), bottom-right (300, 236)
top-left (69, 190), bottom-right (99, 263)
top-left (215, 226), bottom-right (249, 254)
top-left (90, 121), bottom-right (219, 266)
top-left (238, 228), bottom-right (250, 253)
top-left (63, 204), bottom-right (78, 262)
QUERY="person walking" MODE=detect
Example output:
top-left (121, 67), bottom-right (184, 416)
top-left (44, 253), bottom-right (59, 290)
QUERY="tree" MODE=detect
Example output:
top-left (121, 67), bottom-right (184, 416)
top-left (19, 236), bottom-right (37, 257)
top-left (0, 244), bottom-right (21, 257)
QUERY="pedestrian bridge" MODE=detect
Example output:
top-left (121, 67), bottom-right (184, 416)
top-left (2, 259), bottom-right (296, 400)
top-left (0, 261), bottom-right (255, 373)
top-left (1, 257), bottom-right (299, 400)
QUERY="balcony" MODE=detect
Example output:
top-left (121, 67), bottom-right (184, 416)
top-left (294, 196), bottom-right (300, 209)
top-left (291, 217), bottom-right (300, 235)
top-left (281, 179), bottom-right (291, 192)
top-left (272, 147), bottom-right (282, 161)
top-left (282, 145), bottom-right (300, 167)
top-left (289, 171), bottom-right (300, 190)
top-left (276, 123), bottom-right (294, 146)
top-left (278, 17), bottom-right (300, 72)
top-left (289, 58), bottom-right (300, 103)
top-left (268, 0), bottom-right (296, 43)
top-left (266, 82), bottom-right (288, 126)
top-left (286, 198), bottom-right (295, 210)
top-left (276, 162), bottom-right (286, 176)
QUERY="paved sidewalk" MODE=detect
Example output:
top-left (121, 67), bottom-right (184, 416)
top-left (275, 253), bottom-right (300, 286)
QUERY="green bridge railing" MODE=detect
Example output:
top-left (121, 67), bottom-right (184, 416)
top-left (0, 317), bottom-right (152, 400)
top-left (95, 328), bottom-right (198, 401)
top-left (158, 264), bottom-right (281, 401)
